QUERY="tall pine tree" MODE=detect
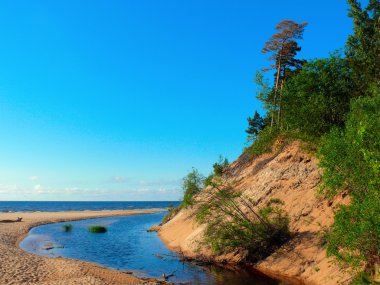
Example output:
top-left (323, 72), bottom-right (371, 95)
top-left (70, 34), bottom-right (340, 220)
top-left (262, 20), bottom-right (307, 128)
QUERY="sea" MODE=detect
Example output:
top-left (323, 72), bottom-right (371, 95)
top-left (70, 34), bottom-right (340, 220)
top-left (0, 201), bottom-right (180, 212)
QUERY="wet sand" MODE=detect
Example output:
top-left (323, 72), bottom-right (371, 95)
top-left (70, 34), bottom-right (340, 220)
top-left (0, 209), bottom-right (168, 285)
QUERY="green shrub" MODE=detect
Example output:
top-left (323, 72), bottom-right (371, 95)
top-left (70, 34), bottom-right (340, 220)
top-left (245, 127), bottom-right (280, 156)
top-left (318, 89), bottom-right (380, 199)
top-left (318, 90), bottom-right (380, 280)
top-left (245, 127), bottom-right (319, 158)
top-left (162, 205), bottom-right (180, 224)
top-left (204, 173), bottom-right (214, 187)
top-left (349, 271), bottom-right (373, 285)
top-left (62, 224), bottom-right (73, 232)
top-left (88, 225), bottom-right (107, 233)
top-left (326, 191), bottom-right (380, 268)
top-left (196, 184), bottom-right (290, 262)
top-left (204, 156), bottom-right (229, 187)
top-left (267, 198), bottom-right (284, 206)
top-left (180, 168), bottom-right (204, 208)
top-left (282, 54), bottom-right (353, 137)
top-left (212, 156), bottom-right (229, 176)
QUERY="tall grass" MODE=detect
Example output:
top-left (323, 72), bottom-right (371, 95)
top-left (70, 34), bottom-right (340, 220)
top-left (196, 183), bottom-right (290, 262)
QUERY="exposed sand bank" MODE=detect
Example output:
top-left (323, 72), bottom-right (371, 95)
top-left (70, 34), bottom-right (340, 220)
top-left (157, 142), bottom-right (353, 285)
top-left (0, 209), bottom-right (167, 285)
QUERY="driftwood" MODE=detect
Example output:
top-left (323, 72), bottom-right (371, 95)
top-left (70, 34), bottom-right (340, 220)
top-left (162, 270), bottom-right (177, 281)
top-left (0, 217), bottom-right (22, 223)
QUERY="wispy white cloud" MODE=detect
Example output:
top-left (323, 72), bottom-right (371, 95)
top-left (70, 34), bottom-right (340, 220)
top-left (0, 176), bottom-right (182, 201)
top-left (110, 176), bottom-right (127, 183)
top-left (29, 176), bottom-right (38, 181)
top-left (34, 184), bottom-right (42, 193)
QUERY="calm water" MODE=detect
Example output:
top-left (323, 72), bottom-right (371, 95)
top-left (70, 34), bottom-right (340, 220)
top-left (20, 212), bottom-right (282, 285)
top-left (0, 201), bottom-right (180, 212)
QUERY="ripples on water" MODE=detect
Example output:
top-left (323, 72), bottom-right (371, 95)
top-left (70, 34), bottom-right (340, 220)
top-left (20, 212), bottom-right (282, 285)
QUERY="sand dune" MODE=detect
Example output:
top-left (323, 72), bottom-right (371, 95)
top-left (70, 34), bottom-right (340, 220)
top-left (0, 209), bottom-right (167, 285)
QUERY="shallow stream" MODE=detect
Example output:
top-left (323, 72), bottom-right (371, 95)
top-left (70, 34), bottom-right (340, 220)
top-left (20, 211), bottom-right (287, 285)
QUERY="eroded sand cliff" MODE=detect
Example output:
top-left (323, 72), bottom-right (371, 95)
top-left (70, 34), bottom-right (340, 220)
top-left (158, 141), bottom-right (352, 285)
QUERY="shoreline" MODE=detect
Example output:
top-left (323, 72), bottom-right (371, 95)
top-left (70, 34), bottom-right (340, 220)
top-left (156, 223), bottom-right (305, 285)
top-left (0, 209), bottom-right (168, 285)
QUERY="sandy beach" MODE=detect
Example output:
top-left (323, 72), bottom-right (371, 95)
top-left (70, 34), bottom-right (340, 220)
top-left (0, 209), bottom-right (167, 285)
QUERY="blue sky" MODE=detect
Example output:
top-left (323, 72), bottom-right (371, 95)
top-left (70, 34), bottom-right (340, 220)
top-left (0, 1), bottom-right (358, 201)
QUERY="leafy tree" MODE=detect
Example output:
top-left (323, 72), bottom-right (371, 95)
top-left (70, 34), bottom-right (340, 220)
top-left (246, 111), bottom-right (265, 141)
top-left (181, 168), bottom-right (204, 208)
top-left (346, 0), bottom-right (380, 96)
top-left (255, 71), bottom-right (275, 114)
top-left (282, 53), bottom-right (353, 137)
top-left (262, 20), bottom-right (308, 127)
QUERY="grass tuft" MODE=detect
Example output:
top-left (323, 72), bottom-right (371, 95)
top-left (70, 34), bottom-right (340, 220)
top-left (62, 224), bottom-right (73, 232)
top-left (88, 225), bottom-right (107, 233)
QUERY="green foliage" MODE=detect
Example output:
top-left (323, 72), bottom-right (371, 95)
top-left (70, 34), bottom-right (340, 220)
top-left (246, 111), bottom-right (265, 141)
top-left (162, 205), bottom-right (180, 224)
top-left (88, 225), bottom-right (107, 233)
top-left (62, 224), bottom-right (73, 232)
top-left (244, 2), bottom-right (380, 279)
top-left (180, 168), bottom-right (204, 208)
top-left (326, 191), bottom-right (380, 268)
top-left (255, 71), bottom-right (274, 113)
top-left (245, 127), bottom-right (280, 156)
top-left (318, 90), bottom-right (380, 279)
top-left (204, 174), bottom-right (214, 187)
top-left (349, 271), bottom-right (375, 285)
top-left (196, 185), bottom-right (290, 262)
top-left (212, 156), bottom-right (229, 176)
top-left (267, 198), bottom-right (284, 206)
top-left (204, 156), bottom-right (229, 187)
top-left (318, 90), bottom-right (380, 199)
top-left (346, 0), bottom-right (380, 97)
top-left (282, 54), bottom-right (353, 137)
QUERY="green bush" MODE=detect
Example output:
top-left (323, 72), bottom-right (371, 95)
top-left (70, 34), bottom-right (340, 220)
top-left (204, 156), bottom-right (229, 187)
top-left (349, 272), bottom-right (373, 285)
top-left (212, 156), bottom-right (229, 176)
top-left (62, 224), bottom-right (73, 232)
top-left (318, 90), bottom-right (380, 280)
top-left (245, 127), bottom-right (280, 156)
top-left (196, 185), bottom-right (290, 262)
top-left (326, 191), bottom-right (380, 268)
top-left (162, 205), bottom-right (180, 224)
top-left (204, 174), bottom-right (214, 187)
top-left (88, 225), bottom-right (107, 233)
top-left (318, 90), bottom-right (380, 199)
top-left (282, 54), bottom-right (353, 137)
top-left (180, 168), bottom-right (204, 208)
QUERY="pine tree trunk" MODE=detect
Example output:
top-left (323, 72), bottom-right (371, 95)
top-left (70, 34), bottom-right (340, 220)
top-left (271, 51), bottom-right (282, 128)
top-left (277, 78), bottom-right (285, 127)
